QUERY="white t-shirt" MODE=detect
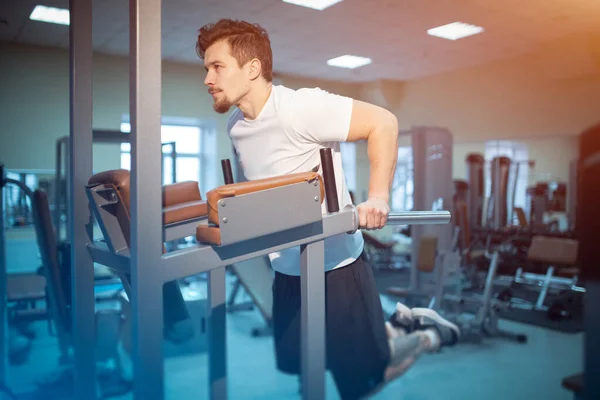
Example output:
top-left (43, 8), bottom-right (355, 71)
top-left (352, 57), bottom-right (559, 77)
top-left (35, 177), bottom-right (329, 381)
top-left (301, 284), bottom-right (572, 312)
top-left (227, 85), bottom-right (365, 276)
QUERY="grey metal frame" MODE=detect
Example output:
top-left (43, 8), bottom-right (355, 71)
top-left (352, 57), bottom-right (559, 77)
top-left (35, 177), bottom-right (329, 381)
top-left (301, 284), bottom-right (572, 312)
top-left (84, 175), bottom-right (450, 400)
top-left (55, 134), bottom-right (177, 239)
top-left (128, 0), bottom-right (165, 398)
top-left (0, 168), bottom-right (5, 387)
top-left (69, 0), bottom-right (96, 398)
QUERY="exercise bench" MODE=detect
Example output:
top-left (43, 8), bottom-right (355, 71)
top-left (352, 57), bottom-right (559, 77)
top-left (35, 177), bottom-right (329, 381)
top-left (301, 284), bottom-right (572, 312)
top-left (505, 236), bottom-right (583, 311)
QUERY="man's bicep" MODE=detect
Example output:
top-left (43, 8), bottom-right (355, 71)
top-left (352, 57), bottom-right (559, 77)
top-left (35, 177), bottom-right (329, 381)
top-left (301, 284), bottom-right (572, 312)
top-left (346, 100), bottom-right (398, 142)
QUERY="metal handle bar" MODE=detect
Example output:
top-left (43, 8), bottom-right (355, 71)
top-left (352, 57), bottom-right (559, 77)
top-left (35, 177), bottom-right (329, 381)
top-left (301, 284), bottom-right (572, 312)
top-left (349, 208), bottom-right (452, 231)
top-left (386, 210), bottom-right (452, 226)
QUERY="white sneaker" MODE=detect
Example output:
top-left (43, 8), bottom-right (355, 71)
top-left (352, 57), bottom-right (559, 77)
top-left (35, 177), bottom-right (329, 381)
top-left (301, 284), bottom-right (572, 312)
top-left (387, 302), bottom-right (414, 334)
top-left (411, 307), bottom-right (461, 348)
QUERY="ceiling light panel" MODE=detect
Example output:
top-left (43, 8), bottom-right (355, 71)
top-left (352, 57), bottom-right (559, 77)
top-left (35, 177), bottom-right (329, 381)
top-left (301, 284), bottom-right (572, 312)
top-left (282, 0), bottom-right (343, 11)
top-left (327, 55), bottom-right (372, 69)
top-left (427, 22), bottom-right (484, 40)
top-left (30, 5), bottom-right (70, 26)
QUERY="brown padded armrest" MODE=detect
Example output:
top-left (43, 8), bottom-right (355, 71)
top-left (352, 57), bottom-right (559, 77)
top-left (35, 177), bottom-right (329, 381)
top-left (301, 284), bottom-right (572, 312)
top-left (88, 169), bottom-right (207, 223)
top-left (164, 200), bottom-right (208, 225)
top-left (205, 172), bottom-right (324, 226)
top-left (163, 181), bottom-right (202, 207)
top-left (527, 236), bottom-right (579, 266)
top-left (162, 181), bottom-right (207, 224)
top-left (196, 225), bottom-right (222, 245)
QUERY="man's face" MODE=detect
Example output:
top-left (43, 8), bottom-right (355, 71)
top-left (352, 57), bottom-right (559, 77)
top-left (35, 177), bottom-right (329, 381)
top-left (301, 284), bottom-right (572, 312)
top-left (203, 39), bottom-right (250, 114)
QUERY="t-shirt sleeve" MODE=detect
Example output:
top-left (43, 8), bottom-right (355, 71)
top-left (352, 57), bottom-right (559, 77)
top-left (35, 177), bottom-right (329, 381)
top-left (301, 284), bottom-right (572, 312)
top-left (288, 87), bottom-right (353, 144)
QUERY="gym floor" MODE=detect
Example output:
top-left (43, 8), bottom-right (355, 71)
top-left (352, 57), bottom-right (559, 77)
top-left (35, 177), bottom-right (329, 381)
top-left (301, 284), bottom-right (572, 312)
top-left (5, 229), bottom-right (582, 400)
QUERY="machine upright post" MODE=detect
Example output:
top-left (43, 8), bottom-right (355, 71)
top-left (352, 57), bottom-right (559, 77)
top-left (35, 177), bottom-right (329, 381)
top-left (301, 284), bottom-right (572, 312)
top-left (509, 163), bottom-right (520, 224)
top-left (171, 142), bottom-right (177, 183)
top-left (208, 268), bottom-right (227, 399)
top-left (221, 159), bottom-right (234, 185)
top-left (54, 139), bottom-right (62, 236)
top-left (319, 148), bottom-right (339, 213)
top-left (69, 0), bottom-right (96, 398)
top-left (129, 0), bottom-right (164, 397)
top-left (0, 165), bottom-right (6, 387)
top-left (493, 157), bottom-right (502, 229)
top-left (300, 240), bottom-right (326, 400)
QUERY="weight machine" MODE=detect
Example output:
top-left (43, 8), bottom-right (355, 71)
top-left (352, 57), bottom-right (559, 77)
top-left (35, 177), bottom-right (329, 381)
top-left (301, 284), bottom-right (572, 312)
top-left (0, 165), bottom-right (131, 399)
top-left (54, 132), bottom-right (178, 240)
top-left (82, 147), bottom-right (451, 400)
top-left (0, 165), bottom-right (43, 374)
top-left (386, 126), bottom-right (459, 307)
top-left (384, 128), bottom-right (527, 344)
top-left (463, 153), bottom-right (535, 231)
top-left (62, 1), bottom-right (451, 398)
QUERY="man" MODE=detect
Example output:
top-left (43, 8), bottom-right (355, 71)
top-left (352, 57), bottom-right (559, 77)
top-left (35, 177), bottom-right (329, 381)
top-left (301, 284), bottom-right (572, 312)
top-left (196, 19), bottom-right (460, 399)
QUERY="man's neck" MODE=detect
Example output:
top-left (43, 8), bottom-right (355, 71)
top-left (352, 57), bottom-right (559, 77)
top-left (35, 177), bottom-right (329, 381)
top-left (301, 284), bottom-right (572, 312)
top-left (237, 81), bottom-right (273, 120)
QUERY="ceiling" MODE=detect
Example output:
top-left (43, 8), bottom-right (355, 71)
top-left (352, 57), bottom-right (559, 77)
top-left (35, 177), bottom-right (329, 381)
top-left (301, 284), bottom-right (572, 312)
top-left (1, 0), bottom-right (600, 82)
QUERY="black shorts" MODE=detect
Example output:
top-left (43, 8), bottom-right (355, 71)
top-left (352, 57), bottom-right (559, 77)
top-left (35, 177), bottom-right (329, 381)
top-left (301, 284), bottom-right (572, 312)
top-left (272, 251), bottom-right (391, 400)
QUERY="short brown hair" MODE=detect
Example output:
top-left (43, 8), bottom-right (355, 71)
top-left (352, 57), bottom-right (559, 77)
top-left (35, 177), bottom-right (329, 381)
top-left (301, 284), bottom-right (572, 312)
top-left (196, 19), bottom-right (273, 82)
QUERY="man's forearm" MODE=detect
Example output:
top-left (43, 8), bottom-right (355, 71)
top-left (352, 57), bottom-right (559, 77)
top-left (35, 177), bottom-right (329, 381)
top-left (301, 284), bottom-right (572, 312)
top-left (367, 117), bottom-right (399, 203)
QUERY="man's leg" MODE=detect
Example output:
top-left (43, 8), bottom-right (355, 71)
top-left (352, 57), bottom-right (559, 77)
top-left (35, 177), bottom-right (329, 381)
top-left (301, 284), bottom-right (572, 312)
top-left (271, 255), bottom-right (391, 400)
top-left (367, 303), bottom-right (461, 396)
top-left (271, 253), bottom-right (460, 399)
top-left (271, 271), bottom-right (303, 376)
top-left (321, 253), bottom-right (394, 400)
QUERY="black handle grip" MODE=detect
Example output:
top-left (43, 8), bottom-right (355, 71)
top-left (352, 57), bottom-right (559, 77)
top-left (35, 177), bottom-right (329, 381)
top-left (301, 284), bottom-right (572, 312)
top-left (221, 159), bottom-right (234, 184)
top-left (319, 148), bottom-right (339, 213)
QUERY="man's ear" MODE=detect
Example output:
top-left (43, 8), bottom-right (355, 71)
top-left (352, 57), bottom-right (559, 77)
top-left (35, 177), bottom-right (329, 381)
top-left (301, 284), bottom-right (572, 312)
top-left (248, 58), bottom-right (262, 80)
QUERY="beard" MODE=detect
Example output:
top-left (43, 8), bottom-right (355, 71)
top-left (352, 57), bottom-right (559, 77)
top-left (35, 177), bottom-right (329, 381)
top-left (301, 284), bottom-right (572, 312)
top-left (213, 99), bottom-right (232, 114)
top-left (212, 93), bottom-right (232, 114)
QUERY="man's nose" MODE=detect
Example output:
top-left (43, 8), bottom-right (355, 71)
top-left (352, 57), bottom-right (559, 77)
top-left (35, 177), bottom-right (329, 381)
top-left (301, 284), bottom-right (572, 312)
top-left (204, 71), bottom-right (214, 87)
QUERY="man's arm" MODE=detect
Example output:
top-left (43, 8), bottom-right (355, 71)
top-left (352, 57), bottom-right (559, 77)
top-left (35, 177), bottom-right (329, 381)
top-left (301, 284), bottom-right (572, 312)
top-left (346, 99), bottom-right (399, 204)
top-left (289, 89), bottom-right (398, 229)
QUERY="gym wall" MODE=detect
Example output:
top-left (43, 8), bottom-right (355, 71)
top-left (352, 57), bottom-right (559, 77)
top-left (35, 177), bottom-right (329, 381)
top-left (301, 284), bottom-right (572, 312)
top-left (1, 36), bottom-right (597, 196)
top-left (0, 42), bottom-right (231, 173)
top-left (389, 33), bottom-right (600, 141)
top-left (0, 42), bottom-right (362, 182)
top-left (350, 33), bottom-right (599, 201)
top-left (452, 136), bottom-right (579, 185)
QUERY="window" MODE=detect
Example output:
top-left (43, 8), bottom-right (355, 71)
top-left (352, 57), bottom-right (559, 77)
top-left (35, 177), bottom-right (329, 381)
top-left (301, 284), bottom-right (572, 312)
top-left (340, 141), bottom-right (356, 193)
top-left (391, 146), bottom-right (413, 211)
top-left (119, 116), bottom-right (218, 196)
top-left (484, 140), bottom-right (529, 214)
